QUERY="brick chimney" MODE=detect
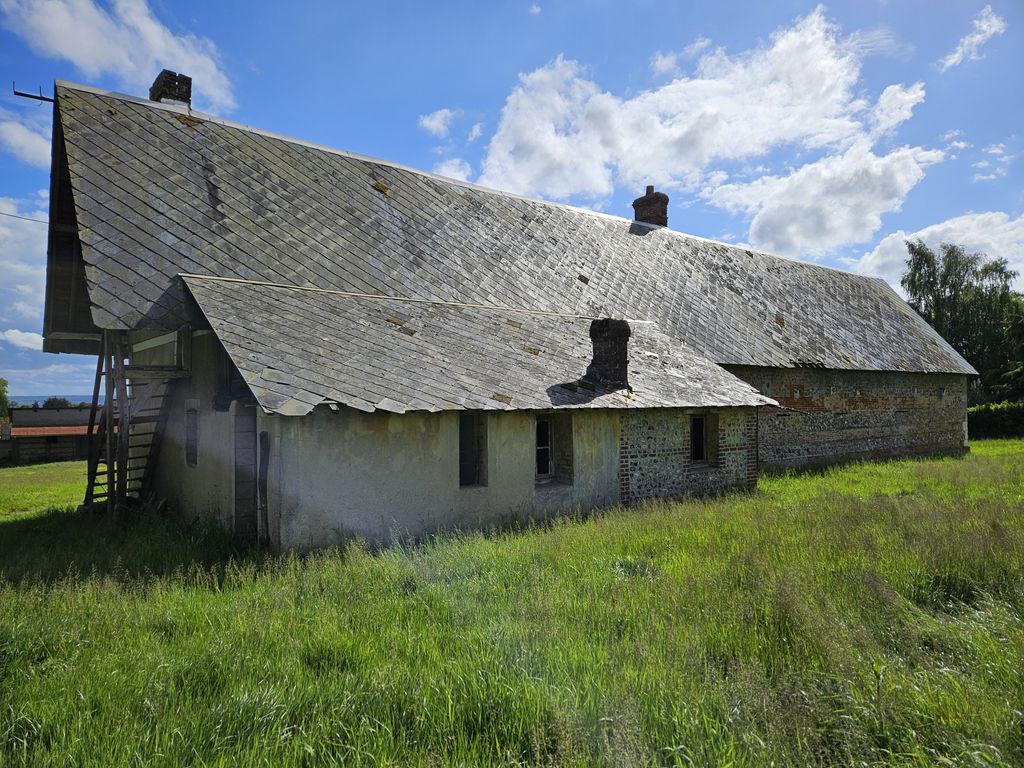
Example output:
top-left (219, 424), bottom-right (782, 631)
top-left (149, 70), bottom-right (192, 107)
top-left (585, 319), bottom-right (631, 390)
top-left (632, 185), bottom-right (668, 227)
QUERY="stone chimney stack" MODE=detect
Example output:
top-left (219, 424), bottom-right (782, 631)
top-left (631, 185), bottom-right (669, 227)
top-left (585, 319), bottom-right (631, 390)
top-left (149, 70), bottom-right (192, 107)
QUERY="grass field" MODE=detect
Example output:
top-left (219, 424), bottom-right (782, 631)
top-left (1, 442), bottom-right (1023, 766)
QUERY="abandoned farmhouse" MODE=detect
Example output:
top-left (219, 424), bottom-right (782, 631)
top-left (41, 73), bottom-right (975, 549)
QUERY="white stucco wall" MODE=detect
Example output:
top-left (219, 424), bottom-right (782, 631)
top-left (267, 408), bottom-right (622, 550)
top-left (139, 331), bottom-right (236, 528)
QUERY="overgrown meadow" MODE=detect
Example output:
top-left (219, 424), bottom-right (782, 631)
top-left (2, 442), bottom-right (1023, 766)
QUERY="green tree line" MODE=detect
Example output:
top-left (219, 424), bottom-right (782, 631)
top-left (901, 240), bottom-right (1024, 402)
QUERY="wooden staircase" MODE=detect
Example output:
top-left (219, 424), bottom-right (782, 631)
top-left (84, 332), bottom-right (184, 516)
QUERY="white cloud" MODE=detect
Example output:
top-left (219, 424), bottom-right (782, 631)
top-left (480, 9), bottom-right (893, 200)
top-left (938, 5), bottom-right (1007, 71)
top-left (974, 168), bottom-right (1007, 182)
top-left (847, 26), bottom-right (913, 58)
top-left (651, 37), bottom-right (712, 76)
top-left (467, 122), bottom-right (483, 142)
top-left (0, 0), bottom-right (235, 112)
top-left (0, 113), bottom-right (50, 167)
top-left (870, 82), bottom-right (925, 137)
top-left (418, 107), bottom-right (458, 138)
top-left (478, 7), bottom-right (942, 258)
top-left (0, 197), bottom-right (48, 325)
top-left (11, 301), bottom-right (41, 319)
top-left (432, 157), bottom-right (472, 182)
top-left (849, 212), bottom-right (1024, 291)
top-left (528, 3), bottom-right (540, 15)
top-left (649, 50), bottom-right (680, 76)
top-left (1, 361), bottom-right (97, 393)
top-left (984, 143), bottom-right (1007, 156)
top-left (0, 329), bottom-right (43, 349)
top-left (706, 141), bottom-right (944, 256)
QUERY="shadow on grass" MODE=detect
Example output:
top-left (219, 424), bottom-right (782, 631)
top-left (0, 506), bottom-right (262, 586)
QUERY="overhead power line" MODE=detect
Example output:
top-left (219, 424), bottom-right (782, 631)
top-left (0, 210), bottom-right (48, 225)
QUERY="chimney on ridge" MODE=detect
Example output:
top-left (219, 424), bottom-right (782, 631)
top-left (585, 319), bottom-right (631, 391)
top-left (631, 185), bottom-right (669, 227)
top-left (149, 70), bottom-right (192, 107)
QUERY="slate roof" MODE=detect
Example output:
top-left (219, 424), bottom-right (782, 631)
top-left (183, 275), bottom-right (774, 415)
top-left (53, 81), bottom-right (975, 376)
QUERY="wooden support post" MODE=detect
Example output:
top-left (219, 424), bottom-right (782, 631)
top-left (84, 348), bottom-right (104, 507)
top-left (113, 333), bottom-right (130, 519)
top-left (104, 331), bottom-right (115, 517)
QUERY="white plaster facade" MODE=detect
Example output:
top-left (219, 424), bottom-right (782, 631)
top-left (137, 332), bottom-right (758, 551)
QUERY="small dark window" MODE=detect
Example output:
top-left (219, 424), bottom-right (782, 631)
top-left (691, 415), bottom-right (706, 463)
top-left (185, 408), bottom-right (198, 467)
top-left (536, 417), bottom-right (552, 479)
top-left (459, 413), bottom-right (486, 486)
top-left (45, 435), bottom-right (59, 444)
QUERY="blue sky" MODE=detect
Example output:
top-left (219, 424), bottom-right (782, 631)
top-left (0, 0), bottom-right (1021, 395)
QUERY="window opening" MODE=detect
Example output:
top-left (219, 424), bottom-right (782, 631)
top-left (536, 417), bottom-right (552, 480)
top-left (691, 415), bottom-right (706, 463)
top-left (459, 413), bottom-right (486, 486)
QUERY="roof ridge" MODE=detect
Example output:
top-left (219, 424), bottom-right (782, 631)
top-left (55, 80), bottom-right (885, 286)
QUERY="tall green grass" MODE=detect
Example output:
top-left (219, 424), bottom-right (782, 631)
top-left (1, 443), bottom-right (1023, 766)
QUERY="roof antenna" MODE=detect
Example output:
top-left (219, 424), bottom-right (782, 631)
top-left (12, 81), bottom-right (54, 103)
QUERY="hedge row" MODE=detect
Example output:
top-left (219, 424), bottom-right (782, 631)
top-left (968, 401), bottom-right (1024, 439)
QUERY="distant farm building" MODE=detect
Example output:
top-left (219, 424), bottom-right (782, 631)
top-left (40, 73), bottom-right (974, 549)
top-left (4, 405), bottom-right (94, 464)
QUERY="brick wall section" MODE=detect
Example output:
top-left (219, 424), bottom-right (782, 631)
top-left (618, 407), bottom-right (757, 504)
top-left (726, 367), bottom-right (969, 470)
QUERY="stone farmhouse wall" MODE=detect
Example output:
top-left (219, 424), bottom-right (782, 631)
top-left (726, 366), bottom-right (969, 470)
top-left (618, 408), bottom-right (757, 503)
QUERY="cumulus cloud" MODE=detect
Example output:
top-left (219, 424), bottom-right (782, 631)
top-left (0, 109), bottom-right (50, 168)
top-left (0, 0), bottom-right (236, 111)
top-left (467, 122), bottom-right (483, 142)
top-left (870, 82), bottom-right (925, 137)
top-left (432, 157), bottom-right (472, 182)
top-left (0, 328), bottom-right (43, 349)
top-left (478, 7), bottom-right (939, 256)
top-left (528, 3), bottom-right (540, 15)
top-left (479, 9), bottom-right (901, 200)
top-left (849, 211), bottom-right (1024, 292)
top-left (706, 141), bottom-right (943, 256)
top-left (418, 107), bottom-right (459, 138)
top-left (938, 5), bottom-right (1007, 71)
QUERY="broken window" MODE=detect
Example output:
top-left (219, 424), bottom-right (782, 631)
top-left (459, 413), bottom-right (486, 487)
top-left (536, 417), bottom-right (553, 480)
top-left (185, 407), bottom-right (198, 467)
top-left (690, 413), bottom-right (720, 466)
top-left (536, 413), bottom-right (574, 485)
top-left (691, 415), bottom-right (706, 462)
